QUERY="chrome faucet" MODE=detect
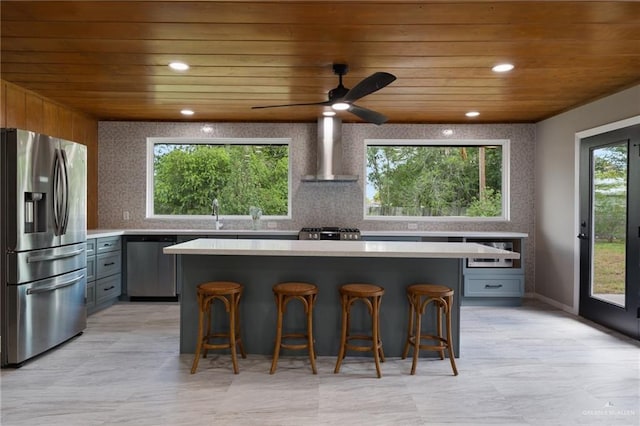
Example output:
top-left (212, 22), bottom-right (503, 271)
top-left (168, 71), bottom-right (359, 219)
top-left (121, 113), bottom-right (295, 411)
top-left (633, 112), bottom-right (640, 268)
top-left (212, 198), bottom-right (223, 230)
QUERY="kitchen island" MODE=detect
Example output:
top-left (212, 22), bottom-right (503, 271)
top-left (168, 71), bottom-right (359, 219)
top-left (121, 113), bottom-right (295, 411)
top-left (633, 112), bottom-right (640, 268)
top-left (164, 238), bottom-right (519, 358)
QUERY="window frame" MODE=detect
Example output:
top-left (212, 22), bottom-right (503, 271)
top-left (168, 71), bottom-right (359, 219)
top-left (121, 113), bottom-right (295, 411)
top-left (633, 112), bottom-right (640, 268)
top-left (146, 137), bottom-right (292, 219)
top-left (363, 139), bottom-right (511, 221)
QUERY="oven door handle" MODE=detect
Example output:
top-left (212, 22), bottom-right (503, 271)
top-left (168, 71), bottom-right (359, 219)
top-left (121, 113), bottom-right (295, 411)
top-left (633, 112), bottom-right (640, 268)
top-left (26, 275), bottom-right (84, 295)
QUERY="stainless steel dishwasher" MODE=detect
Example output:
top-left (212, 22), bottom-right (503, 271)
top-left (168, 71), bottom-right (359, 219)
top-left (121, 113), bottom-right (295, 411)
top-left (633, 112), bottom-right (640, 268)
top-left (126, 235), bottom-right (177, 300)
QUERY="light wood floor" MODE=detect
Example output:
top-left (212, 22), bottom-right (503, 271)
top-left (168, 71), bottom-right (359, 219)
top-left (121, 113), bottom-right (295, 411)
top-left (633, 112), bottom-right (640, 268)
top-left (1, 299), bottom-right (638, 425)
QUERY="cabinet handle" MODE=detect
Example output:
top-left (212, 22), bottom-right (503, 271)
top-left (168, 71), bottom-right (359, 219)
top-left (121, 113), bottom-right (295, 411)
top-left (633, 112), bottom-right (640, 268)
top-left (485, 284), bottom-right (503, 289)
top-left (104, 262), bottom-right (115, 266)
top-left (104, 286), bottom-right (115, 291)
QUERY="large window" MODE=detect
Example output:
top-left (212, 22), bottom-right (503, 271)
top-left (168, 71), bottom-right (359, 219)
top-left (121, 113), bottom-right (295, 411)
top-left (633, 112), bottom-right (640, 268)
top-left (365, 139), bottom-right (509, 220)
top-left (147, 138), bottom-right (290, 218)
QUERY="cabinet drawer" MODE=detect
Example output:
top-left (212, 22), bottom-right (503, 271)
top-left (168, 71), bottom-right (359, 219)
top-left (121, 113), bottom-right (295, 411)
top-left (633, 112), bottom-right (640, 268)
top-left (464, 277), bottom-right (523, 297)
top-left (86, 256), bottom-right (96, 282)
top-left (86, 239), bottom-right (96, 256)
top-left (96, 274), bottom-right (121, 305)
top-left (96, 252), bottom-right (121, 279)
top-left (96, 237), bottom-right (121, 254)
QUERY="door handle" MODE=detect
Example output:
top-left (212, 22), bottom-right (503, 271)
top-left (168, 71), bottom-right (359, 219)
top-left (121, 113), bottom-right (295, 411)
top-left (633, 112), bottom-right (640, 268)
top-left (577, 233), bottom-right (589, 240)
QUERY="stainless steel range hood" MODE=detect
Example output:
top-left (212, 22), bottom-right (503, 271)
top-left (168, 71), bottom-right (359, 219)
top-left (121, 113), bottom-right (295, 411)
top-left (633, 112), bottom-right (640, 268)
top-left (302, 116), bottom-right (358, 182)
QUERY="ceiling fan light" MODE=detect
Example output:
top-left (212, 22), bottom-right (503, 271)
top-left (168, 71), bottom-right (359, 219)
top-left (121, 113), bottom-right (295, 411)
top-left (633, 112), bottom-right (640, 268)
top-left (331, 102), bottom-right (350, 111)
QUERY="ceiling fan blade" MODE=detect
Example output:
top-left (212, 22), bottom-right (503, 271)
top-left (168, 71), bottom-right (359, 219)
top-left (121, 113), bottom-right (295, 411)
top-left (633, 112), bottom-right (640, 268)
top-left (348, 104), bottom-right (389, 125)
top-left (342, 72), bottom-right (396, 103)
top-left (252, 101), bottom-right (330, 109)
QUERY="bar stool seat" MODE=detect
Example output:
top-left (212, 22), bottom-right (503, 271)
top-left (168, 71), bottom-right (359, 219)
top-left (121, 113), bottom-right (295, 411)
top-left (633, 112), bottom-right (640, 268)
top-left (270, 282), bottom-right (319, 374)
top-left (191, 281), bottom-right (246, 374)
top-left (402, 284), bottom-right (458, 376)
top-left (334, 283), bottom-right (385, 378)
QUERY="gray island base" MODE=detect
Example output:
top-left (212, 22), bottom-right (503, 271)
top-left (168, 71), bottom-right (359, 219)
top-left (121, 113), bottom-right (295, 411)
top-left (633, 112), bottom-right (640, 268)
top-left (165, 239), bottom-right (519, 358)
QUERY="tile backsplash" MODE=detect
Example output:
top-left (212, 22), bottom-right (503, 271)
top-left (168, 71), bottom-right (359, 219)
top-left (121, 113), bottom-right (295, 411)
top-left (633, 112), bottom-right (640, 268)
top-left (98, 121), bottom-right (535, 288)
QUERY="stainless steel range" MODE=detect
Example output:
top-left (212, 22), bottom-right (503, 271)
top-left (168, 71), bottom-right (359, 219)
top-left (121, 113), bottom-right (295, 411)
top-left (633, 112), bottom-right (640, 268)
top-left (299, 227), bottom-right (361, 241)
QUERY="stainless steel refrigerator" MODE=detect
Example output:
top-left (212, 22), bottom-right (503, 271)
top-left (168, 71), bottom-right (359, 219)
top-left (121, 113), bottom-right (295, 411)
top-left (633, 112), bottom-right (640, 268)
top-left (1, 128), bottom-right (87, 367)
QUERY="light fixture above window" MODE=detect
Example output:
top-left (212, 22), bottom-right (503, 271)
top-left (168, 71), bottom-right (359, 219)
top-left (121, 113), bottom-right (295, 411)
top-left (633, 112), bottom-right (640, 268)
top-left (180, 109), bottom-right (194, 116)
top-left (169, 62), bottom-right (189, 71)
top-left (465, 111), bottom-right (480, 118)
top-left (492, 63), bottom-right (514, 73)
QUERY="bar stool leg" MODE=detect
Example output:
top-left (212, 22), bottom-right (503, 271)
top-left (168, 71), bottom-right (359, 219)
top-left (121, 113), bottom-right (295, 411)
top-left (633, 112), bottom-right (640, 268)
top-left (372, 295), bottom-right (382, 378)
top-left (229, 294), bottom-right (239, 374)
top-left (307, 294), bottom-right (318, 374)
top-left (410, 295), bottom-right (422, 375)
top-left (402, 293), bottom-right (415, 359)
top-left (436, 302), bottom-right (445, 360)
top-left (446, 294), bottom-right (459, 375)
top-left (235, 293), bottom-right (247, 359)
top-left (270, 294), bottom-right (284, 374)
top-left (191, 293), bottom-right (205, 374)
top-left (334, 294), bottom-right (349, 374)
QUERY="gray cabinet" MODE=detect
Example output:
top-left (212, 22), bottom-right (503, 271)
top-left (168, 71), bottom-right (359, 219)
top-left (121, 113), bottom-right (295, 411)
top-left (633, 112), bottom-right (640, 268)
top-left (462, 237), bottom-right (525, 306)
top-left (85, 239), bottom-right (96, 312)
top-left (86, 236), bottom-right (122, 314)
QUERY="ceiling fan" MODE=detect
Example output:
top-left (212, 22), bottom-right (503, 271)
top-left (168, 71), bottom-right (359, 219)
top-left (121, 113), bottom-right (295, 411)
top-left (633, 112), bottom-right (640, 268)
top-left (251, 64), bottom-right (396, 125)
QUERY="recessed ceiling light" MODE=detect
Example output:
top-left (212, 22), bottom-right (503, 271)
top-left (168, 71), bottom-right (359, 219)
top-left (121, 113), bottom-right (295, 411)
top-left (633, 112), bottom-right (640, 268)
top-left (169, 62), bottom-right (189, 71)
top-left (465, 111), bottom-right (480, 118)
top-left (323, 111), bottom-right (336, 117)
top-left (180, 109), bottom-right (194, 116)
top-left (492, 63), bottom-right (514, 73)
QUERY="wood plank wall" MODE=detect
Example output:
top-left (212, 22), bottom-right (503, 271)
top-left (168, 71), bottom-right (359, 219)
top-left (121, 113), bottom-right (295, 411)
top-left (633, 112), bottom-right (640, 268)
top-left (0, 79), bottom-right (99, 229)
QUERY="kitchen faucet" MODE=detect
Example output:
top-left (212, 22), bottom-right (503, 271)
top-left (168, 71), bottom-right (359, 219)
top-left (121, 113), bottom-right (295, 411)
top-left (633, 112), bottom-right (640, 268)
top-left (212, 198), bottom-right (223, 230)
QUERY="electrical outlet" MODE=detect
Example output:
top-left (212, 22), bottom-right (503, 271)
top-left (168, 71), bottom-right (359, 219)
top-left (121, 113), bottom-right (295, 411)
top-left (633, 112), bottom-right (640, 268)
top-left (407, 223), bottom-right (417, 230)
top-left (267, 221), bottom-right (277, 229)
top-left (123, 211), bottom-right (130, 221)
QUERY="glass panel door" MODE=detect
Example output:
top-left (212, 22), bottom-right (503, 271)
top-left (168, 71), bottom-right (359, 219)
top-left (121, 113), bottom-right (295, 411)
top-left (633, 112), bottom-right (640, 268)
top-left (591, 143), bottom-right (627, 307)
top-left (579, 124), bottom-right (639, 339)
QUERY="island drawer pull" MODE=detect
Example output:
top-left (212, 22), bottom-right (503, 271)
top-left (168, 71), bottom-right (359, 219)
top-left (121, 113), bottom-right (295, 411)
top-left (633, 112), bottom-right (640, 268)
top-left (104, 262), bottom-right (115, 266)
top-left (103, 286), bottom-right (115, 291)
top-left (484, 284), bottom-right (504, 289)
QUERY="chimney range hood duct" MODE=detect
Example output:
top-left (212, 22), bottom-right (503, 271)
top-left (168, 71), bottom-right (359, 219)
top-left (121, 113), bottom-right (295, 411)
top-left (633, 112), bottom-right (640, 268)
top-left (302, 117), bottom-right (358, 182)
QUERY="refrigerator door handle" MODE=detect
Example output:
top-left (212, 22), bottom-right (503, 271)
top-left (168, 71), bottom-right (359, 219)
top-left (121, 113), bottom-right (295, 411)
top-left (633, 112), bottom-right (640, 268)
top-left (60, 149), bottom-right (70, 235)
top-left (27, 248), bottom-right (85, 263)
top-left (52, 149), bottom-right (62, 236)
top-left (26, 275), bottom-right (85, 295)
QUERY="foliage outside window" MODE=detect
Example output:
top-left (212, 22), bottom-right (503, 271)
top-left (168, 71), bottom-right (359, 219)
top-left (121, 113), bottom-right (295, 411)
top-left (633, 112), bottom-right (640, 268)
top-left (593, 144), bottom-right (627, 242)
top-left (147, 138), bottom-right (290, 217)
top-left (365, 140), bottom-right (509, 219)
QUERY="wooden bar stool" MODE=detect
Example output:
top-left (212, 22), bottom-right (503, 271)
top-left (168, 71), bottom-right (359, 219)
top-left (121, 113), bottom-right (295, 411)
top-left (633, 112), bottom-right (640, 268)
top-left (334, 283), bottom-right (385, 378)
top-left (191, 281), bottom-right (246, 374)
top-left (270, 282), bottom-right (319, 374)
top-left (402, 284), bottom-right (458, 376)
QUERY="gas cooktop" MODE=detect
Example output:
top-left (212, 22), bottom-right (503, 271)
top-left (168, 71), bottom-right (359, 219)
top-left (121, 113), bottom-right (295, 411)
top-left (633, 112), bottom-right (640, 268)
top-left (298, 227), bottom-right (361, 241)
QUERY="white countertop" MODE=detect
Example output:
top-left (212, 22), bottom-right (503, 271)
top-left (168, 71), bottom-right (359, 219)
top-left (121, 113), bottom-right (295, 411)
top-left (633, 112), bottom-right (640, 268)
top-left (163, 238), bottom-right (520, 259)
top-left (87, 228), bottom-right (528, 239)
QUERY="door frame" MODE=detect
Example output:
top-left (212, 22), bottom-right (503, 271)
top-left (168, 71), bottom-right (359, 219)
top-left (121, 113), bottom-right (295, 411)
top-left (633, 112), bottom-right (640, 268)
top-left (573, 115), bottom-right (640, 313)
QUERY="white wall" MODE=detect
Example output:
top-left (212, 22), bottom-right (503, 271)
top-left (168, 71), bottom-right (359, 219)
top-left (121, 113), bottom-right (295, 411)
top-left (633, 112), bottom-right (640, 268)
top-left (535, 85), bottom-right (640, 310)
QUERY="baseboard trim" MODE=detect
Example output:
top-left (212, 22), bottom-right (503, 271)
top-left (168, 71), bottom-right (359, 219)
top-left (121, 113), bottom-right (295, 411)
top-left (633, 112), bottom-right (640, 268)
top-left (528, 292), bottom-right (578, 315)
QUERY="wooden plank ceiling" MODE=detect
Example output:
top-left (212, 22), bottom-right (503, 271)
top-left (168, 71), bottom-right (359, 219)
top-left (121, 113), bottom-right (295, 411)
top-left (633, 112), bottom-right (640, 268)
top-left (1, 1), bottom-right (639, 124)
